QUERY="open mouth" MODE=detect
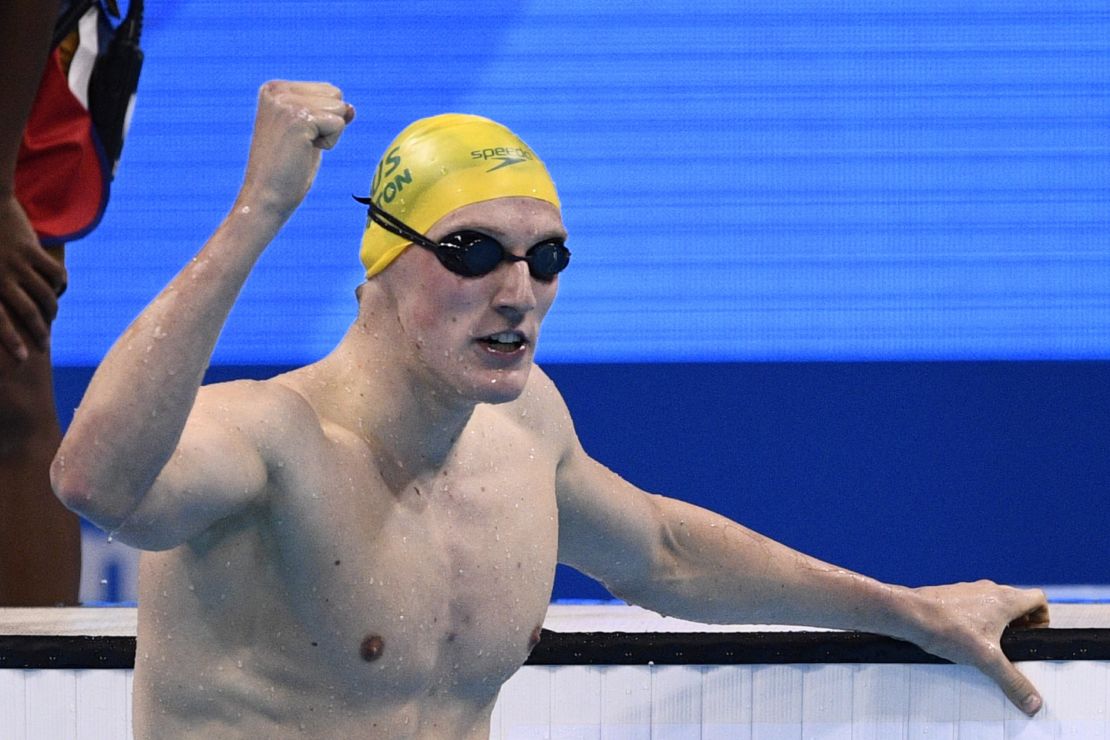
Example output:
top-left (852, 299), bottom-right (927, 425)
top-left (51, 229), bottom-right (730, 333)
top-left (479, 331), bottom-right (527, 353)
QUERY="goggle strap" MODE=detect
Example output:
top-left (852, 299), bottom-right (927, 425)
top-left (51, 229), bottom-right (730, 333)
top-left (352, 195), bottom-right (441, 251)
top-left (353, 195), bottom-right (569, 279)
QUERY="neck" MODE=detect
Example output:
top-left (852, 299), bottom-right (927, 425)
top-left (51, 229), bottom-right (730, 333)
top-left (308, 310), bottom-right (477, 480)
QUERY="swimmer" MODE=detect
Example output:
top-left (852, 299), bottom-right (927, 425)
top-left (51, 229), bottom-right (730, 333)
top-left (52, 81), bottom-right (1049, 739)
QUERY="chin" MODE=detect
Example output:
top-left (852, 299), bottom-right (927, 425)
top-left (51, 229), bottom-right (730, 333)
top-left (467, 366), bottom-right (532, 405)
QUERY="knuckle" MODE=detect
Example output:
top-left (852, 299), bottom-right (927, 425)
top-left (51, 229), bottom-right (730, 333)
top-left (259, 80), bottom-right (284, 97)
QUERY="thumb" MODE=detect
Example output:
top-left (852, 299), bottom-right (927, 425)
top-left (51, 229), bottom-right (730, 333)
top-left (988, 654), bottom-right (1042, 716)
top-left (314, 103), bottom-right (356, 150)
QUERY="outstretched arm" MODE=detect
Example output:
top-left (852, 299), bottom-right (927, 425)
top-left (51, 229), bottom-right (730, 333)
top-left (537, 371), bottom-right (1049, 716)
top-left (52, 81), bottom-right (354, 546)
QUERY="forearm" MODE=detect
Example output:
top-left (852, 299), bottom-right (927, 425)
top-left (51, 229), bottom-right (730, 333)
top-left (619, 495), bottom-right (925, 639)
top-left (52, 202), bottom-right (285, 527)
top-left (604, 493), bottom-right (1048, 716)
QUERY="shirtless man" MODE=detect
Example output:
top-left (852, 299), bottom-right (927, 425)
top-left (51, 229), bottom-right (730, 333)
top-left (53, 81), bottom-right (1049, 738)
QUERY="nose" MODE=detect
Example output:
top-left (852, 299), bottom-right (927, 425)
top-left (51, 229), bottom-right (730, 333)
top-left (492, 259), bottom-right (536, 319)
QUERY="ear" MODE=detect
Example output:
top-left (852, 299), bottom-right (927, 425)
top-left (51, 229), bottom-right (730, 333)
top-left (354, 276), bottom-right (398, 318)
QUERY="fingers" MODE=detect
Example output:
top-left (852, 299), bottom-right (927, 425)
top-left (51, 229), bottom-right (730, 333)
top-left (308, 98), bottom-right (355, 150)
top-left (0, 258), bottom-right (59, 358)
top-left (985, 586), bottom-right (1047, 713)
top-left (0, 310), bottom-right (29, 362)
top-left (913, 582), bottom-right (1049, 717)
top-left (24, 241), bottom-right (67, 295)
top-left (0, 196), bottom-right (63, 358)
top-left (240, 80), bottom-right (354, 215)
top-left (990, 587), bottom-right (1047, 714)
top-left (271, 80), bottom-right (343, 98)
top-left (258, 80), bottom-right (353, 144)
top-left (1009, 588), bottom-right (1050, 629)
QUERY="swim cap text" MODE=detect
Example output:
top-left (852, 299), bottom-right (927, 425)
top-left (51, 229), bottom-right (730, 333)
top-left (371, 146), bottom-right (413, 206)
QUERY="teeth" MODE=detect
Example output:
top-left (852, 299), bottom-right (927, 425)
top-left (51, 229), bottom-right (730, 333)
top-left (488, 332), bottom-right (522, 343)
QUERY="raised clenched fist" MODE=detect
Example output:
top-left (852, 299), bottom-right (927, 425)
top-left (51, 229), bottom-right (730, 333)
top-left (237, 80), bottom-right (355, 220)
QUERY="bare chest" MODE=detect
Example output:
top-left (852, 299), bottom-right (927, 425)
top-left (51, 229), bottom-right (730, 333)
top-left (260, 433), bottom-right (561, 700)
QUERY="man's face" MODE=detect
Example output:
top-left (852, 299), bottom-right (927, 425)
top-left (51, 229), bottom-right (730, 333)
top-left (382, 197), bottom-right (566, 405)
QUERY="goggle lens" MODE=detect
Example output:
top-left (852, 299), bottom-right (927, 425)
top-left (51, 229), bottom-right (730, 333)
top-left (355, 196), bottom-right (571, 281)
top-left (439, 231), bottom-right (570, 281)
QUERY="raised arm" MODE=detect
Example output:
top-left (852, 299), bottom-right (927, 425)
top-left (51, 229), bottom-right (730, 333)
top-left (539, 371), bottom-right (1049, 716)
top-left (51, 81), bottom-right (354, 548)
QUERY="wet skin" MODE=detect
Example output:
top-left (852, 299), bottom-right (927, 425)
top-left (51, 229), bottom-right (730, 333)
top-left (55, 83), bottom-right (1052, 733)
top-left (131, 198), bottom-right (572, 739)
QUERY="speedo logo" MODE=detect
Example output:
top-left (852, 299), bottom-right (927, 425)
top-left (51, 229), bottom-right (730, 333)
top-left (471, 146), bottom-right (534, 172)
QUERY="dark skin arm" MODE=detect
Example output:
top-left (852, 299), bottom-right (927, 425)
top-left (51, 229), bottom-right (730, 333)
top-left (0, 0), bottom-right (67, 362)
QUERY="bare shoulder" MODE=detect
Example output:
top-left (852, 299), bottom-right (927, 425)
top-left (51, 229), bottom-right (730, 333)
top-left (499, 365), bottom-right (578, 457)
top-left (105, 377), bottom-right (330, 550)
top-left (195, 374), bottom-right (325, 445)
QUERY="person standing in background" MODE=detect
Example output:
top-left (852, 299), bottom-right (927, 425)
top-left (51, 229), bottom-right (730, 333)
top-left (0, 0), bottom-right (142, 605)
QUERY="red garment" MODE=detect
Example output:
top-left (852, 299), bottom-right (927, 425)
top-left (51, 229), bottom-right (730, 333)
top-left (14, 47), bottom-right (109, 246)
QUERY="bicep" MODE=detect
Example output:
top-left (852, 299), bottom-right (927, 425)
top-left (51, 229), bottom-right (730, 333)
top-left (556, 442), bottom-right (669, 595)
top-left (528, 365), bottom-right (671, 594)
top-left (108, 382), bottom-right (286, 550)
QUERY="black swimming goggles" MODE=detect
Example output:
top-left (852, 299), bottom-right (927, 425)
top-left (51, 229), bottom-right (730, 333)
top-left (354, 195), bottom-right (570, 281)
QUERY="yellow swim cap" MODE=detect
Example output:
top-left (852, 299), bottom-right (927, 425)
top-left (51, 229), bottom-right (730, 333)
top-left (359, 113), bottom-right (561, 278)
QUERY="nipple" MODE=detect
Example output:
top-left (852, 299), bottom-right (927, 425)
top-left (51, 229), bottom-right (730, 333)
top-left (359, 634), bottom-right (385, 662)
top-left (528, 625), bottom-right (543, 651)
